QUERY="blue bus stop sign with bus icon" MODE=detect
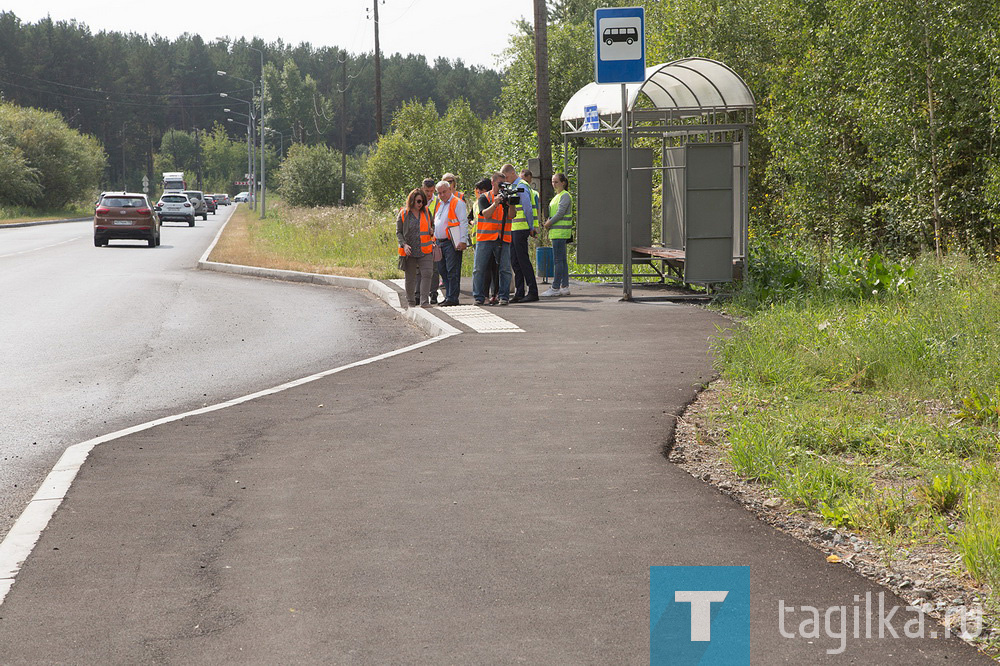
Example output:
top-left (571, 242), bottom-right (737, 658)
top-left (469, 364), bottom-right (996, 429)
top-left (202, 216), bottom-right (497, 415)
top-left (595, 6), bottom-right (645, 84)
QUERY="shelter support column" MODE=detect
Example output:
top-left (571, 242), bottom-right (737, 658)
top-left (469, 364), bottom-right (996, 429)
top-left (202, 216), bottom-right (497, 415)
top-left (621, 83), bottom-right (632, 301)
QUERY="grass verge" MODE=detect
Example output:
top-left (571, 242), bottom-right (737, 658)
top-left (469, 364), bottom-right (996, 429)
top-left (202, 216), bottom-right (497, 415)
top-left (707, 243), bottom-right (1000, 653)
top-left (209, 200), bottom-right (405, 279)
top-left (0, 203), bottom-right (92, 225)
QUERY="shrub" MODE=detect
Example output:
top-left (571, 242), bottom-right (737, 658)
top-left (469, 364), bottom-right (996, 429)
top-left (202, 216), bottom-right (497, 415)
top-left (0, 101), bottom-right (106, 207)
top-left (276, 143), bottom-right (356, 207)
top-left (363, 99), bottom-right (486, 210)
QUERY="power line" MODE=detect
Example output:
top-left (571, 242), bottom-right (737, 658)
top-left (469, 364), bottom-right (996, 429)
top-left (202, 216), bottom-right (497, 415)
top-left (1, 70), bottom-right (250, 99)
top-left (0, 77), bottom-right (237, 110)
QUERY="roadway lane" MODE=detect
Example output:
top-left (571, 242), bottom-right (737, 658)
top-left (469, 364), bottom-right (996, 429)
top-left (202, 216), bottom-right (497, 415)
top-left (0, 206), bottom-right (424, 539)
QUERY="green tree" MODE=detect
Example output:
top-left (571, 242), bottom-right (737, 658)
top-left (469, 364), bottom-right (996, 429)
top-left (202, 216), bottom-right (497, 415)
top-left (0, 101), bottom-right (105, 207)
top-left (276, 142), bottom-right (358, 206)
top-left (363, 99), bottom-right (486, 209)
top-left (0, 135), bottom-right (42, 205)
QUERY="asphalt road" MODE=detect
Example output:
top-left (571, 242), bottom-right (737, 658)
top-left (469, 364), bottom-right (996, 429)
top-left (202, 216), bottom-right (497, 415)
top-left (0, 282), bottom-right (988, 663)
top-left (0, 206), bottom-right (424, 541)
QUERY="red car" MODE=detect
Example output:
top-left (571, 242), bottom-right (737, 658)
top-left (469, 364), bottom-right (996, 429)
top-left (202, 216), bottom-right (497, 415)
top-left (94, 192), bottom-right (160, 247)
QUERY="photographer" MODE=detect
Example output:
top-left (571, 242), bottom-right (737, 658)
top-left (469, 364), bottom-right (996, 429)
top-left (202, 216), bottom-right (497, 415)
top-left (500, 163), bottom-right (539, 303)
top-left (472, 173), bottom-right (512, 306)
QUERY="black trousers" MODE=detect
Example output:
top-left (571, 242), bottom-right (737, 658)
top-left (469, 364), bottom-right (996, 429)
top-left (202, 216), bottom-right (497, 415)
top-left (509, 229), bottom-right (538, 298)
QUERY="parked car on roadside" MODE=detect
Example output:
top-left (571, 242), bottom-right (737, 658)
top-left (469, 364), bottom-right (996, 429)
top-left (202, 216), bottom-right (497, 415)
top-left (234, 191), bottom-right (250, 203)
top-left (212, 193), bottom-right (231, 206)
top-left (182, 190), bottom-right (209, 220)
top-left (204, 194), bottom-right (217, 214)
top-left (94, 192), bottom-right (160, 247)
top-left (155, 193), bottom-right (196, 226)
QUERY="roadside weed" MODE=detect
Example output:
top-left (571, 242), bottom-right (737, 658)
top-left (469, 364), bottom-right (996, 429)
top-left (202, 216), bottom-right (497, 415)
top-left (714, 246), bottom-right (1000, 591)
top-left (953, 494), bottom-right (1000, 590)
top-left (914, 470), bottom-right (966, 515)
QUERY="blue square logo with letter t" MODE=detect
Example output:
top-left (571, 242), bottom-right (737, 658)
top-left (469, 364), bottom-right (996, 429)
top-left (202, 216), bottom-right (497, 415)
top-left (650, 567), bottom-right (752, 665)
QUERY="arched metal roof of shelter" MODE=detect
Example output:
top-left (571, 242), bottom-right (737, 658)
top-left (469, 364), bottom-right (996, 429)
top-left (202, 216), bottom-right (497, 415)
top-left (560, 57), bottom-right (755, 123)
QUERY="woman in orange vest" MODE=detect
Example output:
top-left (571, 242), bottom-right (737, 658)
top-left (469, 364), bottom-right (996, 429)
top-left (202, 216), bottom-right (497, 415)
top-left (396, 188), bottom-right (435, 308)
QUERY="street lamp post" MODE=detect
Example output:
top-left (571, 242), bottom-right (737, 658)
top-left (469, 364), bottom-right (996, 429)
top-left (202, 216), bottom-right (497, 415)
top-left (265, 127), bottom-right (286, 159)
top-left (220, 91), bottom-right (256, 208)
top-left (226, 109), bottom-right (254, 200)
top-left (218, 49), bottom-right (267, 218)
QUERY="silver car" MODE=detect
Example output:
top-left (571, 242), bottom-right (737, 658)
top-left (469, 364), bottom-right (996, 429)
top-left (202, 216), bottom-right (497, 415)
top-left (182, 190), bottom-right (209, 220)
top-left (156, 193), bottom-right (196, 226)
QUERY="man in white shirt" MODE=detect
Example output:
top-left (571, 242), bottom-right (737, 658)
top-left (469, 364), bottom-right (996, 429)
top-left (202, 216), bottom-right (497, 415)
top-left (433, 180), bottom-right (469, 306)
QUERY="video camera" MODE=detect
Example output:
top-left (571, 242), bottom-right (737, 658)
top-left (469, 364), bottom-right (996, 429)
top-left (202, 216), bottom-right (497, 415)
top-left (496, 181), bottom-right (523, 206)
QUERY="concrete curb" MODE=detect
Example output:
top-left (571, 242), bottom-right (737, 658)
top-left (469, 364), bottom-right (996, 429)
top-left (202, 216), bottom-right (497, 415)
top-left (0, 217), bottom-right (90, 229)
top-left (195, 211), bottom-right (461, 340)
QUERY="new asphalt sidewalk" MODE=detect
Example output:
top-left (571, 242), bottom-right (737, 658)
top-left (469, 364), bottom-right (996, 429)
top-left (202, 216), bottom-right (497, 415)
top-left (0, 279), bottom-right (989, 664)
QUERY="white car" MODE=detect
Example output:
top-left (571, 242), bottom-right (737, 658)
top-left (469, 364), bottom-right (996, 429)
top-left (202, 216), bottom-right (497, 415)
top-left (234, 192), bottom-right (250, 203)
top-left (155, 193), bottom-right (196, 226)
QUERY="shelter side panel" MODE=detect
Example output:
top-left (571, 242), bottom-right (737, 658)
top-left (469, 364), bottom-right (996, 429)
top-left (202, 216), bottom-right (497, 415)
top-left (576, 147), bottom-right (653, 265)
top-left (684, 143), bottom-right (735, 283)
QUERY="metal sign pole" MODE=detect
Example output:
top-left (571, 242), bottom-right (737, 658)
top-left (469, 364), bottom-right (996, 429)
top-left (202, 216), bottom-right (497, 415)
top-left (621, 83), bottom-right (632, 301)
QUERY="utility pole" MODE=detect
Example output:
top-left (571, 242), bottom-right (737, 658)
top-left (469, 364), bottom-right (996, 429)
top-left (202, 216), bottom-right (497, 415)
top-left (372, 0), bottom-right (384, 136)
top-left (341, 52), bottom-right (348, 205)
top-left (533, 0), bottom-right (553, 210)
top-left (195, 128), bottom-right (203, 191)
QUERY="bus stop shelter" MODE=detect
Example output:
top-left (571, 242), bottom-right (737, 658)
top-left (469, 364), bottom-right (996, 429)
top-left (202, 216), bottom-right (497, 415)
top-left (559, 57), bottom-right (755, 286)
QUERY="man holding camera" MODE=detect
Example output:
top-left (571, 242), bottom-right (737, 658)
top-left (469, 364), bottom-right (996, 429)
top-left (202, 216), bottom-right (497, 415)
top-left (433, 179), bottom-right (468, 306)
top-left (500, 163), bottom-right (539, 303)
top-left (472, 173), bottom-right (513, 306)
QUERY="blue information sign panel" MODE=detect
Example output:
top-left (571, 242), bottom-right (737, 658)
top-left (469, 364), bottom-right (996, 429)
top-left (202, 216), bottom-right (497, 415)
top-left (594, 6), bottom-right (645, 84)
top-left (583, 104), bottom-right (599, 131)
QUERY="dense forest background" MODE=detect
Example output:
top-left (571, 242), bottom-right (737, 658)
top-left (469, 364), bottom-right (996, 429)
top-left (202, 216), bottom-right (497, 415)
top-left (0, 11), bottom-right (501, 191)
top-left (4, 0), bottom-right (1000, 257)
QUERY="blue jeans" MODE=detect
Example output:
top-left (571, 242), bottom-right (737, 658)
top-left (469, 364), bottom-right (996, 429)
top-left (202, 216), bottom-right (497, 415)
top-left (473, 240), bottom-right (512, 302)
top-left (435, 240), bottom-right (462, 303)
top-left (551, 238), bottom-right (569, 289)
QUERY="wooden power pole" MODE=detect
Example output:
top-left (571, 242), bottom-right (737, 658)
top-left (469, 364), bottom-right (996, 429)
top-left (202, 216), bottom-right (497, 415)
top-left (533, 0), bottom-right (553, 210)
top-left (373, 0), bottom-right (384, 136)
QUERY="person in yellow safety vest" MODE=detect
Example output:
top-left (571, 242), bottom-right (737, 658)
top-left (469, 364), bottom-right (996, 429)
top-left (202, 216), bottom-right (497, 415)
top-left (520, 169), bottom-right (541, 227)
top-left (542, 172), bottom-right (574, 297)
top-left (396, 188), bottom-right (435, 307)
top-left (501, 163), bottom-right (539, 302)
top-left (416, 177), bottom-right (440, 305)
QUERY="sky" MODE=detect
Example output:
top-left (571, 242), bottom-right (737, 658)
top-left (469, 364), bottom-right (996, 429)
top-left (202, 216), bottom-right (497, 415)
top-left (2, 0), bottom-right (537, 69)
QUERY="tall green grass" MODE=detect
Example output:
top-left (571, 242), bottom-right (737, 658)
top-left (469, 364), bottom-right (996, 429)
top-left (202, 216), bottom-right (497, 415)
top-left (0, 202), bottom-right (92, 223)
top-left (249, 201), bottom-right (402, 279)
top-left (714, 235), bottom-right (1000, 591)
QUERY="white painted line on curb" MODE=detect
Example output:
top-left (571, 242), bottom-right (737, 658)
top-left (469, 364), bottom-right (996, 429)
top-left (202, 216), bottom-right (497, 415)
top-left (197, 211), bottom-right (461, 339)
top-left (0, 331), bottom-right (456, 607)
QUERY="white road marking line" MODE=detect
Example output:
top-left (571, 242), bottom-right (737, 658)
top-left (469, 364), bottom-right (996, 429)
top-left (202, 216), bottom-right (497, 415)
top-left (0, 236), bottom-right (84, 259)
top-left (388, 279), bottom-right (523, 333)
top-left (439, 305), bottom-right (524, 332)
top-left (0, 331), bottom-right (456, 607)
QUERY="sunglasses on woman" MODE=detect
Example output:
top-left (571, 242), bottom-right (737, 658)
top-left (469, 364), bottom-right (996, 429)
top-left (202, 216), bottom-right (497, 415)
top-left (415, 198), bottom-right (425, 204)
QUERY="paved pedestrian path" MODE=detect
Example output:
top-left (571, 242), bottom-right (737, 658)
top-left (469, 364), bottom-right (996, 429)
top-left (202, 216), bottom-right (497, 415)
top-left (0, 279), bottom-right (988, 663)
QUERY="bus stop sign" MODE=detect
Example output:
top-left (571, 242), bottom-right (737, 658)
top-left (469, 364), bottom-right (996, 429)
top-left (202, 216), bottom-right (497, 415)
top-left (594, 7), bottom-right (645, 84)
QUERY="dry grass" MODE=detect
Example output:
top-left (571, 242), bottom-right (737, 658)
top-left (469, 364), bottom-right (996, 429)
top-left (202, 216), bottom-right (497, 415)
top-left (208, 202), bottom-right (398, 279)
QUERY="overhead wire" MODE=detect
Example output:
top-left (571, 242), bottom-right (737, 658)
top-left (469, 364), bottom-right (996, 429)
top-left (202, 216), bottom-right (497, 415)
top-left (0, 70), bottom-right (251, 98)
top-left (0, 77), bottom-right (241, 110)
